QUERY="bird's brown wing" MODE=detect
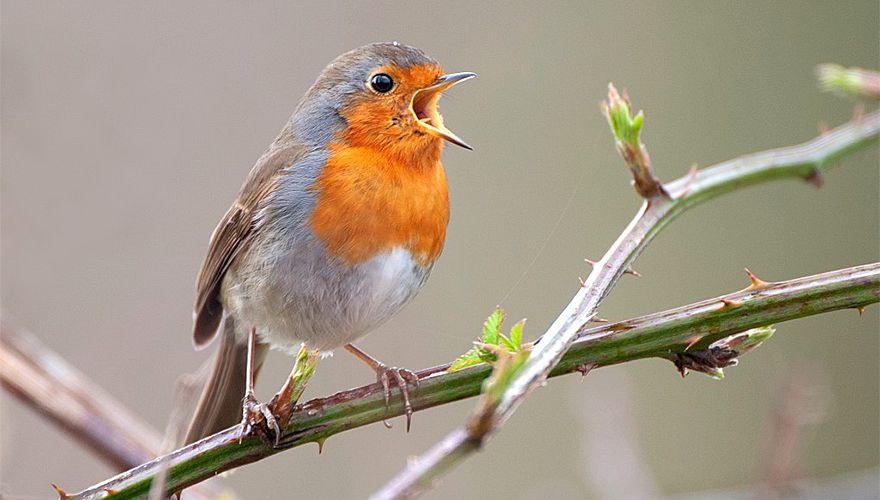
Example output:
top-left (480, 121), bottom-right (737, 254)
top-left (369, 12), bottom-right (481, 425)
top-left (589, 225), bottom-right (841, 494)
top-left (192, 142), bottom-right (310, 347)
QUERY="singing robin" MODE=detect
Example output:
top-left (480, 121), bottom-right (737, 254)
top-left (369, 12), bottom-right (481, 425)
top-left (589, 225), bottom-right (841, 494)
top-left (184, 42), bottom-right (474, 445)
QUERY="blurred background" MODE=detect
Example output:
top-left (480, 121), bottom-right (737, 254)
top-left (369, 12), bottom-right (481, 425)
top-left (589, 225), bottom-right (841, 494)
top-left (2, 1), bottom-right (877, 498)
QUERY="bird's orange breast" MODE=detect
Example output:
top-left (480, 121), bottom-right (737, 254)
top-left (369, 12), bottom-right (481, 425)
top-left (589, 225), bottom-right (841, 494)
top-left (308, 142), bottom-right (449, 267)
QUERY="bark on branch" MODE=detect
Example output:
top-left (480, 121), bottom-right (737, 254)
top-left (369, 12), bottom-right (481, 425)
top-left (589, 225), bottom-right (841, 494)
top-left (70, 261), bottom-right (879, 498)
top-left (0, 321), bottom-right (163, 470)
top-left (372, 99), bottom-right (880, 498)
top-left (10, 91), bottom-right (877, 499)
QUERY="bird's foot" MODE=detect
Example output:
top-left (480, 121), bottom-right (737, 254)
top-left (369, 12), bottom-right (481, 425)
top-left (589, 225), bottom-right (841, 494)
top-left (240, 392), bottom-right (282, 446)
top-left (374, 364), bottom-right (420, 432)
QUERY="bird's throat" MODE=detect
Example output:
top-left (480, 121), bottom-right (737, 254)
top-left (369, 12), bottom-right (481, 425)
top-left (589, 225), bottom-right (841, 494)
top-left (308, 143), bottom-right (449, 267)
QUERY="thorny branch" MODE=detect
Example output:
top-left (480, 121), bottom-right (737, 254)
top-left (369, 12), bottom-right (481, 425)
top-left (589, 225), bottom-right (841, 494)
top-left (65, 93), bottom-right (880, 498)
top-left (68, 263), bottom-right (879, 498)
top-left (0, 322), bottom-right (229, 500)
top-left (0, 321), bottom-right (163, 470)
top-left (372, 89), bottom-right (880, 498)
top-left (7, 75), bottom-right (877, 499)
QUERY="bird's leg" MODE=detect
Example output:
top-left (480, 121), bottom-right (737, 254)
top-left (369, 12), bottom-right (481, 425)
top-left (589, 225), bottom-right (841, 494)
top-left (344, 344), bottom-right (419, 432)
top-left (267, 344), bottom-right (319, 444)
top-left (240, 327), bottom-right (281, 443)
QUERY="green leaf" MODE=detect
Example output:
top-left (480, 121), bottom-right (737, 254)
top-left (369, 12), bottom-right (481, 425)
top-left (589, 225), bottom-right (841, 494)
top-left (482, 308), bottom-right (503, 345)
top-left (499, 333), bottom-right (516, 352)
top-left (602, 83), bottom-right (643, 149)
top-left (509, 320), bottom-right (525, 349)
top-left (477, 346), bottom-right (496, 363)
top-left (817, 64), bottom-right (873, 98)
top-left (449, 308), bottom-right (528, 373)
top-left (480, 348), bottom-right (530, 403)
top-left (448, 348), bottom-right (484, 372)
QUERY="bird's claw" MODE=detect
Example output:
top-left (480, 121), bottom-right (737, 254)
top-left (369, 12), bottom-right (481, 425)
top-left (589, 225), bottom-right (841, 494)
top-left (240, 392), bottom-right (282, 446)
top-left (375, 364), bottom-right (419, 432)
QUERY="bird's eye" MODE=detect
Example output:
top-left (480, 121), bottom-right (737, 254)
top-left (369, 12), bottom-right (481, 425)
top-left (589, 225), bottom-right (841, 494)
top-left (370, 73), bottom-right (394, 93)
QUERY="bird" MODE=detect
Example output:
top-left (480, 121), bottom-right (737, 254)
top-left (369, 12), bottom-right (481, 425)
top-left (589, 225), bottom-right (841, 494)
top-left (183, 42), bottom-right (474, 446)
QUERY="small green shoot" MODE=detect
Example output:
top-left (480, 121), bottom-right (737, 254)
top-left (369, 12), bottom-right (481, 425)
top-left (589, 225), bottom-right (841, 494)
top-left (601, 84), bottom-right (643, 150)
top-left (449, 307), bottom-right (528, 372)
top-left (817, 64), bottom-right (880, 100)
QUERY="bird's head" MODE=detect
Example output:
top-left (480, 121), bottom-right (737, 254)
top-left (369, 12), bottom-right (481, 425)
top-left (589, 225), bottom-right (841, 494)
top-left (293, 42), bottom-right (474, 164)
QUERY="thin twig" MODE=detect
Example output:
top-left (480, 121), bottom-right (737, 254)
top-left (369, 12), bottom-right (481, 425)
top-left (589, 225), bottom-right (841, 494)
top-left (0, 321), bottom-right (231, 500)
top-left (69, 262), bottom-right (880, 498)
top-left (372, 105), bottom-right (880, 498)
top-left (149, 373), bottom-right (203, 500)
top-left (0, 320), bottom-right (163, 469)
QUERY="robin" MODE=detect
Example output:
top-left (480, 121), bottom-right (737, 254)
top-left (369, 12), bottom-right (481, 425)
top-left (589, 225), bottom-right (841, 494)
top-left (184, 42), bottom-right (474, 445)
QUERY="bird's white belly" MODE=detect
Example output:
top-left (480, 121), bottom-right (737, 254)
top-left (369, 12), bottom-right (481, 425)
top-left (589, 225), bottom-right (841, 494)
top-left (223, 243), bottom-right (430, 353)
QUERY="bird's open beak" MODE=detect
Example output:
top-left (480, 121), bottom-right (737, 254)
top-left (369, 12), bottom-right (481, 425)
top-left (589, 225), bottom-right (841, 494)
top-left (410, 71), bottom-right (476, 150)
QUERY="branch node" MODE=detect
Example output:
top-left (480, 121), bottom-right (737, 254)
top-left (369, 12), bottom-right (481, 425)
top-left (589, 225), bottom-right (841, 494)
top-left (671, 326), bottom-right (775, 379)
top-left (669, 347), bottom-right (739, 379)
top-left (601, 82), bottom-right (669, 199)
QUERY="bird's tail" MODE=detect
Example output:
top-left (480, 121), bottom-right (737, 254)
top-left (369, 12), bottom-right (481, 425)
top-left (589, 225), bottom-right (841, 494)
top-left (183, 316), bottom-right (268, 445)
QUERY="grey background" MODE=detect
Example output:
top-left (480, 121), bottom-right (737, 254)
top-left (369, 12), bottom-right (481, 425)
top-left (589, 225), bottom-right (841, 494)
top-left (2, 1), bottom-right (877, 498)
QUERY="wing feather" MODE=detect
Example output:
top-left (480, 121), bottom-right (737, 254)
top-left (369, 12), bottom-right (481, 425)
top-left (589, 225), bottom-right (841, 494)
top-left (192, 143), bottom-right (309, 347)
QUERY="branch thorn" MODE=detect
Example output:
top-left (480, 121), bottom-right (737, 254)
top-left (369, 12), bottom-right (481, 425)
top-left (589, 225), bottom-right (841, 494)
top-left (52, 484), bottom-right (70, 499)
top-left (589, 316), bottom-right (609, 323)
top-left (586, 258), bottom-right (639, 277)
top-left (578, 276), bottom-right (586, 287)
top-left (684, 335), bottom-right (702, 351)
top-left (574, 363), bottom-right (595, 378)
top-left (316, 438), bottom-right (326, 454)
top-left (853, 102), bottom-right (865, 124)
top-left (818, 121), bottom-right (830, 135)
top-left (744, 268), bottom-right (771, 289)
top-left (678, 164), bottom-right (699, 199)
top-left (857, 306), bottom-right (865, 317)
top-left (805, 168), bottom-right (825, 188)
top-left (719, 298), bottom-right (743, 310)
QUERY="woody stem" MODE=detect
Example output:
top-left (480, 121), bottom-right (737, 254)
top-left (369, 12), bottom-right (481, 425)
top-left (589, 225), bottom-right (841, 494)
top-left (68, 264), bottom-right (879, 499)
top-left (371, 107), bottom-right (880, 498)
top-left (63, 108), bottom-right (880, 498)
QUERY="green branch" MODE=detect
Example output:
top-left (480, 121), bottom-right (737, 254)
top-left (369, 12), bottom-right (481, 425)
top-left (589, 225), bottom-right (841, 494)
top-left (70, 106), bottom-right (879, 500)
top-left (374, 264), bottom-right (878, 498)
top-left (74, 262), bottom-right (879, 499)
top-left (373, 86), bottom-right (880, 497)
